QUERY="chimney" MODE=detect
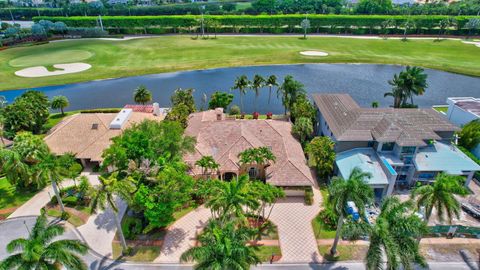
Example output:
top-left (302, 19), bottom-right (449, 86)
top-left (215, 108), bottom-right (224, 121)
top-left (153, 102), bottom-right (160, 116)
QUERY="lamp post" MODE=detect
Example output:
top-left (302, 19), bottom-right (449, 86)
top-left (201, 5), bottom-right (205, 38)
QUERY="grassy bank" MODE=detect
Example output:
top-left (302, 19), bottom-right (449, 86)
top-left (0, 177), bottom-right (37, 214)
top-left (1, 36), bottom-right (479, 91)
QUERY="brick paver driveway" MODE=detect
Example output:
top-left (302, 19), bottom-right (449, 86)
top-left (154, 206), bottom-right (211, 263)
top-left (268, 188), bottom-right (323, 263)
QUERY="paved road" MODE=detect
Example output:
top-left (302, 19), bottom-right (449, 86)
top-left (1, 217), bottom-right (476, 270)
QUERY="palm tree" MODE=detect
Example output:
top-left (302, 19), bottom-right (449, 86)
top-left (266, 75), bottom-right (278, 105)
top-left (238, 147), bottom-right (276, 179)
top-left (305, 136), bottom-right (336, 180)
top-left (386, 66), bottom-right (427, 108)
top-left (36, 152), bottom-right (67, 213)
top-left (0, 213), bottom-right (88, 270)
top-left (180, 220), bottom-right (260, 269)
top-left (133, 85), bottom-right (152, 105)
top-left (89, 173), bottom-right (135, 253)
top-left (195, 155), bottom-right (220, 178)
top-left (0, 149), bottom-right (29, 188)
top-left (51, 95), bottom-right (70, 116)
top-left (292, 117), bottom-right (313, 144)
top-left (205, 175), bottom-right (259, 223)
top-left (366, 197), bottom-right (428, 270)
top-left (401, 66), bottom-right (428, 105)
top-left (251, 74), bottom-right (265, 112)
top-left (385, 73), bottom-right (406, 108)
top-left (371, 101), bottom-right (379, 108)
top-left (411, 173), bottom-right (468, 224)
top-left (232, 75), bottom-right (251, 113)
top-left (278, 75), bottom-right (306, 116)
top-left (329, 167), bottom-right (374, 256)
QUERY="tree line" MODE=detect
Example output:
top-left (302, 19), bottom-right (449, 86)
top-left (3, 0), bottom-right (480, 20)
top-left (34, 14), bottom-right (480, 36)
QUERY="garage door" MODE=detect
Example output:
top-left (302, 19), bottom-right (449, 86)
top-left (284, 189), bottom-right (305, 197)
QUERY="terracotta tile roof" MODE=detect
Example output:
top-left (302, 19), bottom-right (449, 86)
top-left (124, 104), bottom-right (154, 113)
top-left (184, 110), bottom-right (315, 187)
top-left (312, 94), bottom-right (459, 146)
top-left (44, 112), bottom-right (163, 162)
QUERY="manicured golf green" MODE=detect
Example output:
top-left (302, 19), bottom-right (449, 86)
top-left (1, 36), bottom-right (479, 91)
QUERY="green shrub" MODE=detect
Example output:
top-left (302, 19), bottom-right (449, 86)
top-left (122, 216), bottom-right (143, 240)
top-left (305, 187), bottom-right (313, 205)
top-left (63, 196), bottom-right (78, 207)
top-left (229, 105), bottom-right (241, 115)
top-left (318, 206), bottom-right (338, 230)
top-left (61, 211), bottom-right (70, 220)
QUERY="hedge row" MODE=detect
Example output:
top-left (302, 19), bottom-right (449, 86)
top-left (34, 15), bottom-right (480, 31)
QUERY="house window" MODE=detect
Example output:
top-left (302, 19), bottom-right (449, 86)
top-left (367, 141), bottom-right (374, 148)
top-left (381, 142), bottom-right (395, 151)
top-left (418, 173), bottom-right (435, 180)
top-left (248, 167), bottom-right (258, 179)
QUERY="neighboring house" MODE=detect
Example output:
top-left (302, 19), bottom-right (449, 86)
top-left (184, 109), bottom-right (316, 196)
top-left (44, 104), bottom-right (164, 167)
top-left (313, 93), bottom-right (480, 200)
top-left (446, 97), bottom-right (480, 159)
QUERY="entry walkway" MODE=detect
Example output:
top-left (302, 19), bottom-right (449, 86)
top-left (8, 170), bottom-right (100, 218)
top-left (268, 188), bottom-right (323, 263)
top-left (154, 206), bottom-right (211, 263)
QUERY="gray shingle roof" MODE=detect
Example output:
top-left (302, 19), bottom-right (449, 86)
top-left (313, 94), bottom-right (459, 146)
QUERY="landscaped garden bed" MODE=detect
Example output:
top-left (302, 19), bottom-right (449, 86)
top-left (0, 177), bottom-right (38, 220)
top-left (46, 176), bottom-right (92, 227)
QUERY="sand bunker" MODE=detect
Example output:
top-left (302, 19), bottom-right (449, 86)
top-left (300, 51), bottom-right (329, 56)
top-left (462, 41), bottom-right (480, 48)
top-left (15, 63), bottom-right (92, 78)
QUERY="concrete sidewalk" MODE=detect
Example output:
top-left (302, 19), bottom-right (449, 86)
top-left (317, 237), bottom-right (480, 246)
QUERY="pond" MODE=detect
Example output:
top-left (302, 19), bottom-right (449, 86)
top-left (3, 64), bottom-right (480, 114)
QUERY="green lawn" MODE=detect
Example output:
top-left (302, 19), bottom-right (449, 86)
top-left (318, 244), bottom-right (368, 261)
top-left (112, 243), bottom-right (161, 262)
top-left (46, 208), bottom-right (85, 227)
top-left (312, 215), bottom-right (337, 239)
top-left (43, 111), bottom-right (80, 132)
top-left (0, 177), bottom-right (37, 211)
top-left (1, 36), bottom-right (480, 91)
top-left (253, 245), bottom-right (282, 262)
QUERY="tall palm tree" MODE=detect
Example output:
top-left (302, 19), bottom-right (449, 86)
top-left (195, 155), bottom-right (220, 178)
top-left (366, 197), bottom-right (428, 270)
top-left (385, 73), bottom-right (406, 108)
top-left (232, 75), bottom-right (251, 113)
top-left (133, 85), bottom-right (152, 105)
top-left (266, 75), bottom-right (278, 105)
top-left (278, 75), bottom-right (305, 116)
top-left (400, 66), bottom-right (428, 105)
top-left (89, 173), bottom-right (135, 253)
top-left (180, 220), bottom-right (260, 269)
top-left (411, 173), bottom-right (468, 224)
top-left (329, 167), bottom-right (374, 256)
top-left (0, 149), bottom-right (29, 188)
top-left (386, 66), bottom-right (428, 108)
top-left (205, 175), bottom-right (259, 223)
top-left (36, 152), bottom-right (67, 213)
top-left (251, 74), bottom-right (265, 112)
top-left (0, 213), bottom-right (88, 270)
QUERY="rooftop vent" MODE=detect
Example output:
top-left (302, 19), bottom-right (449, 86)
top-left (92, 123), bottom-right (98, 130)
top-left (109, 109), bottom-right (133, 129)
